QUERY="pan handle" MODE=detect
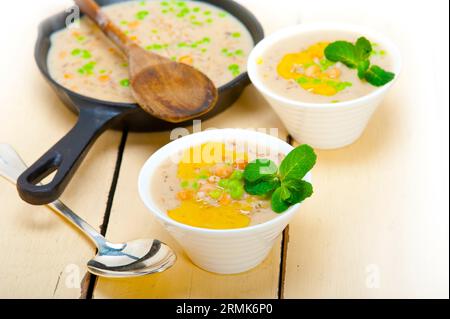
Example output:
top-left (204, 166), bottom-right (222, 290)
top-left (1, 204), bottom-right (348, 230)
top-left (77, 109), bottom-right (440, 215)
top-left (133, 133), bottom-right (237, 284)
top-left (17, 106), bottom-right (125, 205)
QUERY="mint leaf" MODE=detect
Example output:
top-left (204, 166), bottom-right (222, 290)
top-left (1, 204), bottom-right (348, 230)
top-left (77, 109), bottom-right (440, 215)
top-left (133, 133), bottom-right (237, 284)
top-left (280, 185), bottom-right (291, 201)
top-left (325, 37), bottom-right (395, 88)
top-left (279, 144), bottom-right (317, 181)
top-left (283, 180), bottom-right (313, 204)
top-left (357, 60), bottom-right (370, 79)
top-left (364, 65), bottom-right (395, 87)
top-left (243, 159), bottom-right (278, 183)
top-left (355, 37), bottom-right (372, 61)
top-left (243, 145), bottom-right (317, 214)
top-left (244, 178), bottom-right (280, 196)
top-left (324, 41), bottom-right (358, 68)
top-left (271, 188), bottom-right (290, 213)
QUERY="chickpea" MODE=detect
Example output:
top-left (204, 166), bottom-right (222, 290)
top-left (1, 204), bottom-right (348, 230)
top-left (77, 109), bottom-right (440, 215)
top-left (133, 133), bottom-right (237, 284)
top-left (305, 65), bottom-right (320, 77)
top-left (327, 67), bottom-right (341, 79)
top-left (214, 165), bottom-right (233, 178)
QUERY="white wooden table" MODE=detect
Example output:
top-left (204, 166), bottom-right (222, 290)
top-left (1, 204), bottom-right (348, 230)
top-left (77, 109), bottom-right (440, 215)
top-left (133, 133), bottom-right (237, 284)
top-left (0, 0), bottom-right (448, 298)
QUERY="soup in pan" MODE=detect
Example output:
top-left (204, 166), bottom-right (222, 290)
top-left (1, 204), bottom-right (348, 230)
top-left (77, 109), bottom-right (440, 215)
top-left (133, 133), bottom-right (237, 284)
top-left (256, 30), bottom-right (394, 103)
top-left (47, 0), bottom-right (254, 103)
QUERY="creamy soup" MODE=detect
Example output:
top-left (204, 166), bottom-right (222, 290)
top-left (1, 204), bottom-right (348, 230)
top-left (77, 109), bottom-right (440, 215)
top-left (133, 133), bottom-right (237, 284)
top-left (256, 31), bottom-right (393, 103)
top-left (152, 142), bottom-right (285, 229)
top-left (48, 0), bottom-right (254, 103)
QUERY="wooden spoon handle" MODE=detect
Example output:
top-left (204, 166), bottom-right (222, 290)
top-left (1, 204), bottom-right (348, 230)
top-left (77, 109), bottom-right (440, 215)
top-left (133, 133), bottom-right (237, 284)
top-left (74, 0), bottom-right (132, 55)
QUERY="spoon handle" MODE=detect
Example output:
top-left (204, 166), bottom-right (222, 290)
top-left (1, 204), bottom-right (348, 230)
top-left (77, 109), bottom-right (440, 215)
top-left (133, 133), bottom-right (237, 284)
top-left (74, 0), bottom-right (132, 55)
top-left (0, 144), bottom-right (107, 249)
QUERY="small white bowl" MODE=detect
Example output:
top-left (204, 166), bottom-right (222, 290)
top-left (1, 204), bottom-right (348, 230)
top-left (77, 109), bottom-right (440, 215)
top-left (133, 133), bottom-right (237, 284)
top-left (248, 23), bottom-right (402, 149)
top-left (138, 129), bottom-right (311, 274)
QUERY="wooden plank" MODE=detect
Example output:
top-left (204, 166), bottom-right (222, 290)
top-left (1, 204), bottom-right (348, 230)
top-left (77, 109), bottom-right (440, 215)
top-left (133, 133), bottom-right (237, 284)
top-left (93, 86), bottom-right (289, 298)
top-left (282, 0), bottom-right (449, 298)
top-left (0, 0), bottom-right (121, 298)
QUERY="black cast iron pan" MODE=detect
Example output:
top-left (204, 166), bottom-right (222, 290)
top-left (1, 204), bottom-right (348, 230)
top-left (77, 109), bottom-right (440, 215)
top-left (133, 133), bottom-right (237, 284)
top-left (17, 0), bottom-right (264, 205)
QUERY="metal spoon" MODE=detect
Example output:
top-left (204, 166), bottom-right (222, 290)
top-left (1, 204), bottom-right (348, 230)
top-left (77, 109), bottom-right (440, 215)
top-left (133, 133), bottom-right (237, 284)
top-left (0, 144), bottom-right (176, 278)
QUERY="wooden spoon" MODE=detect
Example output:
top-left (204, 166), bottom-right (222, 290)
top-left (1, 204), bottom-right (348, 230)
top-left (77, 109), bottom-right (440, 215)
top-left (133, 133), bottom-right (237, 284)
top-left (74, 0), bottom-right (218, 123)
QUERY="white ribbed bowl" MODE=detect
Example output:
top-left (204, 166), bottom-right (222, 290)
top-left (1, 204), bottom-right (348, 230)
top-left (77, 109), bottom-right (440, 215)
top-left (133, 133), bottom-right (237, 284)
top-left (248, 23), bottom-right (402, 149)
top-left (138, 129), bottom-right (310, 274)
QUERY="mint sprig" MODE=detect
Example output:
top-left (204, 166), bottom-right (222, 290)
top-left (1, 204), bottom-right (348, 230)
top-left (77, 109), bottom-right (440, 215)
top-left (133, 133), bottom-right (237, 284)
top-left (324, 36), bottom-right (395, 87)
top-left (364, 65), bottom-right (395, 87)
top-left (243, 145), bottom-right (316, 213)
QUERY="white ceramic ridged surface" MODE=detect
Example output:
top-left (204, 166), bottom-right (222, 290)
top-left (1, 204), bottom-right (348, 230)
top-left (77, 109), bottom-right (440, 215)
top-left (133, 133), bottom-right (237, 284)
top-left (248, 23), bottom-right (402, 149)
top-left (138, 129), bottom-right (310, 274)
top-left (264, 94), bottom-right (382, 149)
top-left (160, 219), bottom-right (290, 274)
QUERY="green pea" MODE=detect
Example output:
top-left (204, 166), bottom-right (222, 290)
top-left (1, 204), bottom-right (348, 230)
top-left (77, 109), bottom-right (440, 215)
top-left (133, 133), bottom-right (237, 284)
top-left (180, 180), bottom-right (189, 188)
top-left (197, 169), bottom-right (209, 179)
top-left (136, 10), bottom-right (149, 20)
top-left (209, 189), bottom-right (222, 199)
top-left (228, 179), bottom-right (242, 190)
top-left (81, 50), bottom-right (91, 59)
top-left (296, 77), bottom-right (308, 84)
top-left (218, 179), bottom-right (230, 188)
top-left (230, 170), bottom-right (243, 181)
top-left (231, 32), bottom-right (241, 38)
top-left (191, 181), bottom-right (199, 190)
top-left (230, 187), bottom-right (244, 200)
top-left (119, 79), bottom-right (130, 87)
top-left (76, 35), bottom-right (86, 43)
top-left (78, 61), bottom-right (96, 76)
top-left (71, 48), bottom-right (81, 56)
top-left (335, 81), bottom-right (352, 91)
